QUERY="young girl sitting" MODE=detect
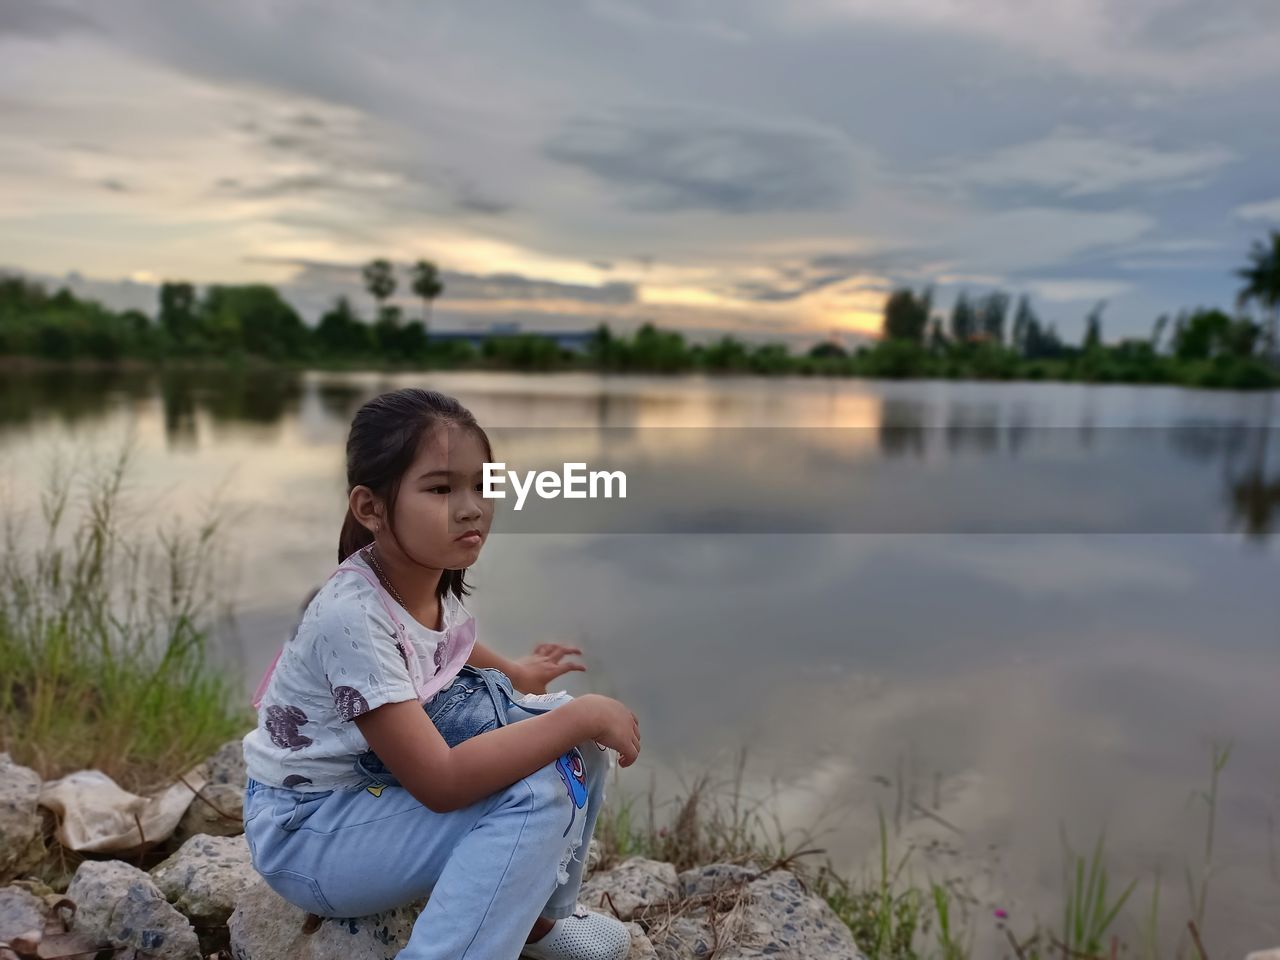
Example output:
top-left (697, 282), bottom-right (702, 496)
top-left (241, 388), bottom-right (641, 960)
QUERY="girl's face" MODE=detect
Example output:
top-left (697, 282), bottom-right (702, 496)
top-left (387, 423), bottom-right (493, 568)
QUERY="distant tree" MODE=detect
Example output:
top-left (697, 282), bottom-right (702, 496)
top-left (882, 287), bottom-right (932, 344)
top-left (949, 292), bottom-right (975, 342)
top-left (1172, 307), bottom-right (1259, 360)
top-left (589, 323), bottom-right (623, 368)
top-left (373, 305), bottom-right (405, 353)
top-left (808, 340), bottom-right (848, 360)
top-left (316, 296), bottom-right (373, 356)
top-left (1236, 230), bottom-right (1280, 365)
top-left (974, 290), bottom-right (1010, 344)
top-left (749, 342), bottom-right (791, 374)
top-left (159, 281), bottom-right (198, 348)
top-left (703, 334), bottom-right (749, 372)
top-left (362, 259), bottom-right (397, 322)
top-left (410, 259), bottom-right (444, 331)
top-left (927, 318), bottom-right (948, 353)
top-left (397, 320), bottom-right (429, 360)
top-left (1011, 294), bottom-right (1037, 356)
top-left (1150, 313), bottom-right (1170, 353)
top-left (1082, 301), bottom-right (1106, 352)
top-left (200, 284), bottom-right (305, 359)
top-left (631, 322), bottom-right (689, 372)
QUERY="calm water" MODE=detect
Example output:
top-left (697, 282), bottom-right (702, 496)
top-left (2, 369), bottom-right (1278, 954)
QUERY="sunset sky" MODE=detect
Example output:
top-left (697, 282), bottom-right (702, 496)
top-left (2, 0), bottom-right (1278, 345)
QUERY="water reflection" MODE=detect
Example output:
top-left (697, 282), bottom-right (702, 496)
top-left (3, 370), bottom-right (1278, 537)
top-left (2, 370), bottom-right (1278, 952)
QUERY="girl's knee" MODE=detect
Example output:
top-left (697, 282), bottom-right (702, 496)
top-left (525, 748), bottom-right (589, 813)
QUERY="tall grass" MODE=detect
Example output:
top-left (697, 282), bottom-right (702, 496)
top-left (594, 745), bottom-right (1239, 960)
top-left (0, 444), bottom-right (252, 793)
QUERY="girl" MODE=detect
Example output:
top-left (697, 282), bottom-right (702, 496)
top-left (241, 388), bottom-right (641, 960)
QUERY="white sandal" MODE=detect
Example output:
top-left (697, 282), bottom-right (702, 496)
top-left (519, 902), bottom-right (631, 960)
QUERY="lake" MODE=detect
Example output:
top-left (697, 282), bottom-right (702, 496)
top-left (2, 368), bottom-right (1277, 955)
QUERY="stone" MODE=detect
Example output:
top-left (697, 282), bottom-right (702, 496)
top-left (0, 880), bottom-right (110, 960)
top-left (0, 754), bottom-right (46, 883)
top-left (677, 861), bottom-right (764, 899)
top-left (173, 782), bottom-right (244, 843)
top-left (579, 857), bottom-right (680, 922)
top-left (0, 885), bottom-right (47, 944)
top-left (646, 867), bottom-right (867, 960)
top-left (1246, 950), bottom-right (1280, 960)
top-left (625, 920), bottom-right (659, 959)
top-left (584, 836), bottom-right (603, 879)
top-left (228, 875), bottom-right (428, 960)
top-left (201, 739), bottom-right (249, 790)
top-left (649, 915), bottom-right (718, 960)
top-left (151, 833), bottom-right (255, 955)
top-left (66, 858), bottom-right (202, 960)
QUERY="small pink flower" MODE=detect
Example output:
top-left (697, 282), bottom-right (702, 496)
top-left (993, 908), bottom-right (1008, 920)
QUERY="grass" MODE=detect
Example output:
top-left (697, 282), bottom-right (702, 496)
top-left (0, 443), bottom-right (253, 794)
top-left (593, 745), bottom-right (1242, 960)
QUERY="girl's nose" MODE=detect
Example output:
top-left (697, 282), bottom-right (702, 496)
top-left (455, 490), bottom-right (485, 522)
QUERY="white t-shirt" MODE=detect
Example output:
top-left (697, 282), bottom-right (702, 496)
top-left (242, 549), bottom-right (477, 791)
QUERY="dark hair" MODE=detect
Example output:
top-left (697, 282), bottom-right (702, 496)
top-left (338, 388), bottom-right (493, 602)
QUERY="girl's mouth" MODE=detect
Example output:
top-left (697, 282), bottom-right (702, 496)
top-left (455, 530), bottom-right (483, 544)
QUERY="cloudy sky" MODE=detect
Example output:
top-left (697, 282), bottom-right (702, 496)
top-left (2, 0), bottom-right (1278, 345)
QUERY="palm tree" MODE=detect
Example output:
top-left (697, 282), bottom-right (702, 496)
top-left (1236, 230), bottom-right (1280, 366)
top-left (362, 258), bottom-right (397, 322)
top-left (411, 259), bottom-right (444, 332)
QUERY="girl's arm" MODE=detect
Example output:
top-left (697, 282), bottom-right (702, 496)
top-left (466, 640), bottom-right (522, 677)
top-left (354, 694), bottom-right (604, 813)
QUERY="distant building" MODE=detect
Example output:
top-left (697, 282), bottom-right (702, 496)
top-left (427, 323), bottom-right (596, 354)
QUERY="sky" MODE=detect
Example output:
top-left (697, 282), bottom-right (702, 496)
top-left (1, 0), bottom-right (1279, 347)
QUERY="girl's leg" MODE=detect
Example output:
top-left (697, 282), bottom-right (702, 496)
top-left (505, 697), bottom-right (614, 920)
top-left (244, 759), bottom-right (583, 960)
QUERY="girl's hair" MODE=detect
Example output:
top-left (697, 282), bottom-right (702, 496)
top-left (338, 388), bottom-right (493, 601)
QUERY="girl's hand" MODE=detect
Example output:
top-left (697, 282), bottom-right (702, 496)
top-left (577, 694), bottom-right (640, 767)
top-left (511, 643), bottom-right (585, 695)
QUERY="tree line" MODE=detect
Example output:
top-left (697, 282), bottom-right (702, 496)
top-left (2, 234), bottom-right (1278, 389)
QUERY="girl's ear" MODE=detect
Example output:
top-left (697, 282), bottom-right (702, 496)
top-left (349, 485), bottom-right (384, 534)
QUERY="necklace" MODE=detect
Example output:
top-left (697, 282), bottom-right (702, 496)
top-left (363, 545), bottom-right (408, 609)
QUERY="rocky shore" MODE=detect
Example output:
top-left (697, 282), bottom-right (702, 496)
top-left (0, 747), bottom-right (868, 959)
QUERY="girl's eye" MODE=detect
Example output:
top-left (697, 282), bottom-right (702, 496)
top-left (428, 485), bottom-right (451, 494)
top-left (473, 483), bottom-right (484, 492)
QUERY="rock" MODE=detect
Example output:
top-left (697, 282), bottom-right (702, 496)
top-left (0, 885), bottom-right (47, 943)
top-left (66, 858), bottom-right (202, 960)
top-left (151, 834), bottom-right (255, 954)
top-left (0, 881), bottom-right (111, 960)
top-left (173, 782), bottom-right (244, 843)
top-left (646, 867), bottom-right (867, 960)
top-left (228, 875), bottom-right (428, 960)
top-left (677, 861), bottom-right (764, 899)
top-left (0, 754), bottom-right (46, 883)
top-left (625, 920), bottom-right (659, 959)
top-left (649, 915), bottom-right (719, 960)
top-left (1246, 950), bottom-right (1280, 960)
top-left (580, 857), bottom-right (680, 922)
top-left (584, 837), bottom-right (603, 879)
top-left (201, 739), bottom-right (249, 789)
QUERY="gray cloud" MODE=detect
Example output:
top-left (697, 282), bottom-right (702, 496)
top-left (3, 0), bottom-right (1278, 341)
top-left (215, 107), bottom-right (514, 219)
top-left (546, 106), bottom-right (857, 214)
top-left (0, 0), bottom-right (97, 39)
